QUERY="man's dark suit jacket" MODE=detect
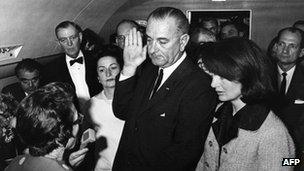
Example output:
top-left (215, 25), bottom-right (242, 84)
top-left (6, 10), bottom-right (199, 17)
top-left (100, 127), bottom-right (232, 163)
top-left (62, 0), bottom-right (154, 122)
top-left (276, 63), bottom-right (304, 166)
top-left (43, 53), bottom-right (101, 99)
top-left (112, 57), bottom-right (217, 171)
top-left (2, 82), bottom-right (26, 102)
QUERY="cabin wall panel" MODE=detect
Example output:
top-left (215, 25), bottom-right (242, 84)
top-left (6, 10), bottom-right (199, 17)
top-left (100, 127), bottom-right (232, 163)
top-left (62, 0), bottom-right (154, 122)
top-left (99, 0), bottom-right (304, 52)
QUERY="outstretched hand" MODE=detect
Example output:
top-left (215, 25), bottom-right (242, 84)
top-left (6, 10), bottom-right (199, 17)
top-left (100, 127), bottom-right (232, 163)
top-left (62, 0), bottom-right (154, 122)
top-left (68, 148), bottom-right (89, 167)
top-left (122, 28), bottom-right (147, 76)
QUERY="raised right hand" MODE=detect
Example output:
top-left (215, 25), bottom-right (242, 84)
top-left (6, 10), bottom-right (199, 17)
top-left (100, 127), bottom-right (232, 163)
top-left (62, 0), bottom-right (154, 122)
top-left (122, 28), bottom-right (147, 76)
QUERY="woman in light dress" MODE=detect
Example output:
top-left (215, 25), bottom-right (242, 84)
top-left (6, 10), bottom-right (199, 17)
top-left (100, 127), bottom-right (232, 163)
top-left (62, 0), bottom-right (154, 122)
top-left (86, 45), bottom-right (124, 171)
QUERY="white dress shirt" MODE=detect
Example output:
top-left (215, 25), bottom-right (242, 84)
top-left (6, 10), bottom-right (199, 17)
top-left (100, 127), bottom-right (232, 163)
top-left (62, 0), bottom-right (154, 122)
top-left (66, 51), bottom-right (90, 108)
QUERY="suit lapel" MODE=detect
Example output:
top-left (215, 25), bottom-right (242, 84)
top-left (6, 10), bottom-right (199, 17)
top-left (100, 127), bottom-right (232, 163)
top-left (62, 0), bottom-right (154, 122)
top-left (287, 64), bottom-right (304, 99)
top-left (59, 55), bottom-right (75, 89)
top-left (139, 58), bottom-right (194, 115)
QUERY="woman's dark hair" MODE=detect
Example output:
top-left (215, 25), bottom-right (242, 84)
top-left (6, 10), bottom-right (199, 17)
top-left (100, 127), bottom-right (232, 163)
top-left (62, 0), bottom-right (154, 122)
top-left (198, 37), bottom-right (277, 104)
top-left (95, 44), bottom-right (123, 70)
top-left (16, 82), bottom-right (75, 156)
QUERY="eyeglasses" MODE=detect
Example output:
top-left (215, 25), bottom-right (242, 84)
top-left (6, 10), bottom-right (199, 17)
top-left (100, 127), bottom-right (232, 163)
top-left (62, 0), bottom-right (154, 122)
top-left (58, 34), bottom-right (79, 44)
top-left (72, 113), bottom-right (84, 125)
top-left (116, 35), bottom-right (125, 42)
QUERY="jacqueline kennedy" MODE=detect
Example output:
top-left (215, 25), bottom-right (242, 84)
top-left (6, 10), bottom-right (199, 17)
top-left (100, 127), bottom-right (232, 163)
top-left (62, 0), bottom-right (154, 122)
top-left (195, 38), bottom-right (295, 171)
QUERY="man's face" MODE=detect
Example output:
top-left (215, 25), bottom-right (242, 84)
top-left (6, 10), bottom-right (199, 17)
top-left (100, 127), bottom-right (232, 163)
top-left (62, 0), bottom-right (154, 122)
top-left (57, 25), bottom-right (82, 58)
top-left (18, 69), bottom-right (40, 94)
top-left (146, 17), bottom-right (189, 68)
top-left (221, 25), bottom-right (239, 39)
top-left (275, 30), bottom-right (303, 67)
top-left (194, 33), bottom-right (216, 45)
top-left (116, 23), bottom-right (134, 49)
top-left (203, 21), bottom-right (218, 35)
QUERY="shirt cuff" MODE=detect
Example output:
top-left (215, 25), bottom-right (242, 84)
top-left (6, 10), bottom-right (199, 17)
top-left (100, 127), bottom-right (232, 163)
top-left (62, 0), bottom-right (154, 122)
top-left (119, 73), bottom-right (132, 81)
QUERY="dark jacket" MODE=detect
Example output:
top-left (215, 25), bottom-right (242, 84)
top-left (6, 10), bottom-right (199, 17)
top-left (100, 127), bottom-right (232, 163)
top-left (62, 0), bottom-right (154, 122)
top-left (2, 82), bottom-right (26, 102)
top-left (112, 57), bottom-right (217, 171)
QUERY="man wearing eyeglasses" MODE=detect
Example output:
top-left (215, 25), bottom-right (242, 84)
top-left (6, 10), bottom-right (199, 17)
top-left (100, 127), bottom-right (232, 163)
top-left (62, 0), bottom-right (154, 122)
top-left (2, 58), bottom-right (42, 102)
top-left (115, 19), bottom-right (140, 49)
top-left (44, 21), bottom-right (100, 111)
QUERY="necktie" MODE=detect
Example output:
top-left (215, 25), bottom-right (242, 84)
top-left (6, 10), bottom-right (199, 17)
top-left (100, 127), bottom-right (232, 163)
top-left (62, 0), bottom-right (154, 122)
top-left (150, 69), bottom-right (163, 99)
top-left (280, 72), bottom-right (287, 95)
top-left (70, 57), bottom-right (83, 66)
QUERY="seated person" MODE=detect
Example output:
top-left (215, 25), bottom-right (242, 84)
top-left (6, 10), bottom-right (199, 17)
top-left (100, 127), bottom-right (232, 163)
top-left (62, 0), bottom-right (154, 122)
top-left (0, 94), bottom-right (18, 170)
top-left (2, 59), bottom-right (42, 102)
top-left (5, 82), bottom-right (88, 171)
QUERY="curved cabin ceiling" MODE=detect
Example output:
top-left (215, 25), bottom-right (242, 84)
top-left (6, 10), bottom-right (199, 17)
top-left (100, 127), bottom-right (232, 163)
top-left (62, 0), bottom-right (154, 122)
top-left (0, 0), bottom-right (127, 64)
top-left (0, 0), bottom-right (304, 85)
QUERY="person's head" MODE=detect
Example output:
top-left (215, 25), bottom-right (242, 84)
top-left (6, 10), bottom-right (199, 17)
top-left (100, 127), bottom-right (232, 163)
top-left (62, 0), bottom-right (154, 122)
top-left (146, 7), bottom-right (189, 68)
top-left (15, 59), bottom-right (42, 94)
top-left (16, 82), bottom-right (81, 156)
top-left (200, 18), bottom-right (219, 35)
top-left (220, 21), bottom-right (241, 40)
top-left (199, 38), bottom-right (276, 105)
top-left (293, 20), bottom-right (304, 31)
top-left (55, 21), bottom-right (83, 58)
top-left (190, 27), bottom-right (216, 45)
top-left (0, 94), bottom-right (18, 143)
top-left (96, 45), bottom-right (123, 89)
top-left (274, 27), bottom-right (304, 71)
top-left (81, 28), bottom-right (103, 52)
top-left (116, 19), bottom-right (140, 49)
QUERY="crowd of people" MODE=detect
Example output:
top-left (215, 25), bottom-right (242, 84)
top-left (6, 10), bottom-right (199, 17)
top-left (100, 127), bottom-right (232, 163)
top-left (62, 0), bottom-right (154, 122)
top-left (0, 6), bottom-right (304, 171)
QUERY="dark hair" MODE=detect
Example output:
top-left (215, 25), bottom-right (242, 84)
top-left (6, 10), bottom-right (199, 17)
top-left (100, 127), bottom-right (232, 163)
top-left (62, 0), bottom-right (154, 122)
top-left (221, 21), bottom-right (239, 31)
top-left (200, 17), bottom-right (218, 27)
top-left (277, 27), bottom-right (304, 48)
top-left (95, 44), bottom-right (123, 69)
top-left (199, 37), bottom-right (277, 104)
top-left (55, 20), bottom-right (82, 38)
top-left (15, 58), bottom-right (42, 78)
top-left (190, 27), bottom-right (217, 44)
top-left (148, 7), bottom-right (189, 35)
top-left (116, 19), bottom-right (140, 34)
top-left (293, 20), bottom-right (304, 27)
top-left (81, 28), bottom-right (103, 51)
top-left (16, 82), bottom-right (75, 156)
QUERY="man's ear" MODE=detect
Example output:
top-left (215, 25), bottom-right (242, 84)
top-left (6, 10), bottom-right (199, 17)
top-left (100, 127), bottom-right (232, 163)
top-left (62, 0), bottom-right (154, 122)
top-left (79, 32), bottom-right (83, 43)
top-left (299, 48), bottom-right (304, 58)
top-left (115, 37), bottom-right (119, 46)
top-left (180, 34), bottom-right (190, 52)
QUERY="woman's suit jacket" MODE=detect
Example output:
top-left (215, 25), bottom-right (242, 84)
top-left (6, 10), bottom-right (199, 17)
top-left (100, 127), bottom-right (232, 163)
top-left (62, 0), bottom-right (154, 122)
top-left (196, 111), bottom-right (295, 171)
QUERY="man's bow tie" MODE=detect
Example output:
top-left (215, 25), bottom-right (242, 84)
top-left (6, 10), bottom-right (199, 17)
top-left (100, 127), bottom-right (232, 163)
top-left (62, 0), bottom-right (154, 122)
top-left (70, 57), bottom-right (83, 66)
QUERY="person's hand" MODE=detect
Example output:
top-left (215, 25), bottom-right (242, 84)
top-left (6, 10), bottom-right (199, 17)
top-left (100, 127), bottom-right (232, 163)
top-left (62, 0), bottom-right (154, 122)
top-left (122, 28), bottom-right (147, 76)
top-left (68, 148), bottom-right (89, 167)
